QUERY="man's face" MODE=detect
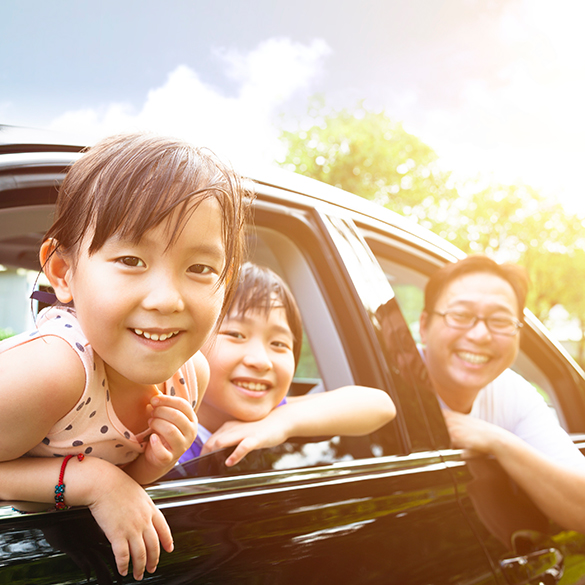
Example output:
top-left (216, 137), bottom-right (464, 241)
top-left (420, 271), bottom-right (521, 408)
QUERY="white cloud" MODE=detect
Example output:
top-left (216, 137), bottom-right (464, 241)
top-left (399, 0), bottom-right (585, 214)
top-left (48, 38), bottom-right (331, 167)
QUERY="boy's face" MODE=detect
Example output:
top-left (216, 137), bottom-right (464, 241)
top-left (198, 305), bottom-right (296, 432)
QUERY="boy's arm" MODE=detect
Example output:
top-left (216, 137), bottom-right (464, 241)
top-left (283, 385), bottom-right (396, 437)
top-left (202, 386), bottom-right (396, 466)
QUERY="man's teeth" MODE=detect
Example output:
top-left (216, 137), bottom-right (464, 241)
top-left (134, 329), bottom-right (179, 341)
top-left (457, 351), bottom-right (489, 365)
top-left (239, 381), bottom-right (269, 392)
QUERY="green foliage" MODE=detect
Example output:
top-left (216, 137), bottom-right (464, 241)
top-left (278, 99), bottom-right (585, 368)
top-left (279, 97), bottom-right (458, 211)
top-left (0, 327), bottom-right (15, 341)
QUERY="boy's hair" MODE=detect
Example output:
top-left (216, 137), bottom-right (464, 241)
top-left (44, 131), bottom-right (250, 316)
top-left (229, 262), bottom-right (304, 366)
top-left (424, 255), bottom-right (530, 317)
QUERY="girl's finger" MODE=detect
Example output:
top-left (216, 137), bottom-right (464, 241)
top-left (151, 395), bottom-right (195, 420)
top-left (128, 536), bottom-right (148, 581)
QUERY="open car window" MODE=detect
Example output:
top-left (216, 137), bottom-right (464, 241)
top-left (365, 234), bottom-right (572, 430)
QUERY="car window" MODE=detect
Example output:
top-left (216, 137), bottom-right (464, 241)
top-left (0, 200), bottom-right (402, 482)
top-left (367, 239), bottom-right (569, 428)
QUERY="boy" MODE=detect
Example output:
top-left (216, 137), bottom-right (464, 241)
top-left (181, 262), bottom-right (396, 467)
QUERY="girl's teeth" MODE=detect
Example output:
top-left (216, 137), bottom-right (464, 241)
top-left (134, 329), bottom-right (178, 341)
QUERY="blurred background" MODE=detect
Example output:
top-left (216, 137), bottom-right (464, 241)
top-left (3, 0), bottom-right (585, 365)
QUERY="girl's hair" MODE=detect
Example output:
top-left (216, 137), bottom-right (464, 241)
top-left (424, 255), bottom-right (530, 317)
top-left (44, 131), bottom-right (250, 316)
top-left (228, 262), bottom-right (304, 366)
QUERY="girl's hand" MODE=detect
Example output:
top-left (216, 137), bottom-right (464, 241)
top-left (145, 394), bottom-right (198, 469)
top-left (201, 418), bottom-right (289, 467)
top-left (81, 458), bottom-right (173, 580)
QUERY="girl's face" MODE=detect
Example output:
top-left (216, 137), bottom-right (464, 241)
top-left (198, 305), bottom-right (296, 432)
top-left (57, 197), bottom-right (226, 390)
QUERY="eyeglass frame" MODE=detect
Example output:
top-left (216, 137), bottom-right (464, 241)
top-left (433, 310), bottom-right (523, 337)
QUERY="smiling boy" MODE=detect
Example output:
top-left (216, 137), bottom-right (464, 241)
top-left (180, 262), bottom-right (396, 467)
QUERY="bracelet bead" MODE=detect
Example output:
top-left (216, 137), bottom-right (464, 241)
top-left (54, 453), bottom-right (84, 511)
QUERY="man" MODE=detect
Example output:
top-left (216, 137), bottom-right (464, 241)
top-left (420, 255), bottom-right (585, 532)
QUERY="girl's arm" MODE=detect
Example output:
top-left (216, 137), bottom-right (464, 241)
top-left (202, 386), bottom-right (396, 466)
top-left (443, 409), bottom-right (585, 533)
top-left (0, 456), bottom-right (172, 581)
top-left (0, 338), bottom-right (172, 580)
top-left (124, 352), bottom-right (208, 484)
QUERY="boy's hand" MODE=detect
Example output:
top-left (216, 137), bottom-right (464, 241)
top-left (201, 416), bottom-right (289, 467)
top-left (145, 395), bottom-right (198, 469)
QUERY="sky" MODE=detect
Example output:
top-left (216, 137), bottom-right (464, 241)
top-left (2, 0), bottom-right (585, 213)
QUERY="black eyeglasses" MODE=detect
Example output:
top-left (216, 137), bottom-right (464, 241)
top-left (434, 310), bottom-right (523, 337)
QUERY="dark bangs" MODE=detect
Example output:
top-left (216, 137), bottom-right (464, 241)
top-left (45, 132), bottom-right (250, 313)
top-left (229, 263), bottom-right (304, 366)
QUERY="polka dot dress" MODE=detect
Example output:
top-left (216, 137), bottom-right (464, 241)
top-left (1, 306), bottom-right (198, 465)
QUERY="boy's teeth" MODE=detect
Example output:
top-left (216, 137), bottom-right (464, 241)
top-left (134, 329), bottom-right (178, 341)
top-left (239, 382), bottom-right (269, 392)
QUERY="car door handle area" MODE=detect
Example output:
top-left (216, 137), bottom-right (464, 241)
top-left (499, 547), bottom-right (563, 585)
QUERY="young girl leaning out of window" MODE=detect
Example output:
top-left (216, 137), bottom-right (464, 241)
top-left (180, 262), bottom-right (396, 467)
top-left (0, 132), bottom-right (248, 581)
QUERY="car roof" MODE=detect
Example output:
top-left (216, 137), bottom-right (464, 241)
top-left (0, 125), bottom-right (464, 264)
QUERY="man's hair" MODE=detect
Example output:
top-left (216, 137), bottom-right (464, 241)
top-left (43, 131), bottom-right (251, 317)
top-left (424, 255), bottom-right (530, 317)
top-left (228, 262), bottom-right (304, 366)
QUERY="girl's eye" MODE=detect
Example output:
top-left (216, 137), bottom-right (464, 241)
top-left (119, 256), bottom-right (145, 267)
top-left (188, 264), bottom-right (215, 275)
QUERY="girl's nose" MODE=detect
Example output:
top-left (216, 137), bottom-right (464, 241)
top-left (141, 275), bottom-right (185, 314)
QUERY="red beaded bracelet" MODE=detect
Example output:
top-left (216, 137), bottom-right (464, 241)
top-left (55, 453), bottom-right (84, 510)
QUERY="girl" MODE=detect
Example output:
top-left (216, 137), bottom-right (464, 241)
top-left (180, 262), bottom-right (396, 467)
top-left (0, 132), bottom-right (248, 580)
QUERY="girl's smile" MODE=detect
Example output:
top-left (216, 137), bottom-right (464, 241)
top-left (55, 197), bottom-right (226, 389)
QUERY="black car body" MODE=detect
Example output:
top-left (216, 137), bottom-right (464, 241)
top-left (1, 126), bottom-right (585, 584)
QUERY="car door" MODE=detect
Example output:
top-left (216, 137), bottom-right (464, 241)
top-left (360, 221), bottom-right (585, 585)
top-left (1, 176), bottom-right (499, 584)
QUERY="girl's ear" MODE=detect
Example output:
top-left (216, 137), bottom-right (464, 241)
top-left (39, 239), bottom-right (74, 304)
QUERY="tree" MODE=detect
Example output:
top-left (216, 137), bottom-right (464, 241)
top-left (278, 100), bottom-right (585, 368)
top-left (278, 97), bottom-right (457, 213)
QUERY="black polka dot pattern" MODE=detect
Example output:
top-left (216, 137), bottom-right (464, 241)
top-left (100, 426), bottom-right (109, 434)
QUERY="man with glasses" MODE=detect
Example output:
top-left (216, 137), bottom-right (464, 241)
top-left (420, 255), bottom-right (585, 532)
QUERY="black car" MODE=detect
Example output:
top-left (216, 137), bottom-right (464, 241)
top-left (1, 126), bottom-right (585, 584)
